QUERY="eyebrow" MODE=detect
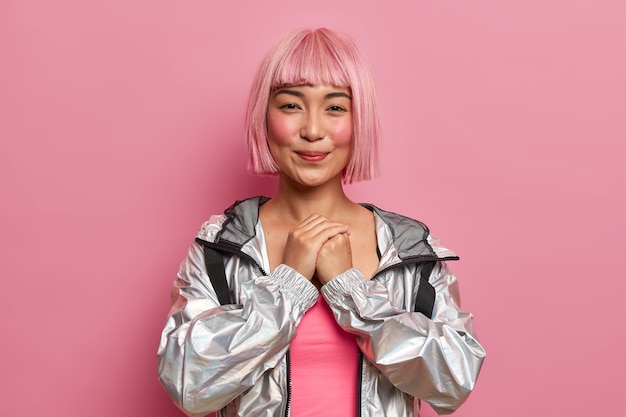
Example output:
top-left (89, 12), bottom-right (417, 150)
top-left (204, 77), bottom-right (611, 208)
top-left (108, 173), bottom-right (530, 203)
top-left (325, 92), bottom-right (352, 100)
top-left (273, 89), bottom-right (352, 100)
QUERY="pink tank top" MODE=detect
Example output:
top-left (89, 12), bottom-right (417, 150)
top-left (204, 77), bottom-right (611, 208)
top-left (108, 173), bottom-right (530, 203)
top-left (289, 296), bottom-right (359, 416)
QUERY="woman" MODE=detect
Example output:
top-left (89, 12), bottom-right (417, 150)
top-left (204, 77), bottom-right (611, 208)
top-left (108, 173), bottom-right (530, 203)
top-left (158, 28), bottom-right (485, 417)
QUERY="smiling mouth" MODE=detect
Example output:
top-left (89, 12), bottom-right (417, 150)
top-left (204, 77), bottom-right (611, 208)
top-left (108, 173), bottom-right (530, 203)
top-left (296, 152), bottom-right (328, 162)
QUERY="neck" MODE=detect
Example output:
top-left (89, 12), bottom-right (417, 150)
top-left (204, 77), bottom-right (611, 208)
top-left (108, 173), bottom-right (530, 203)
top-left (268, 175), bottom-right (354, 222)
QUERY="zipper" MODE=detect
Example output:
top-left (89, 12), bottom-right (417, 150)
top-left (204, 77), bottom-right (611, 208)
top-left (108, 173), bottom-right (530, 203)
top-left (284, 350), bottom-right (292, 417)
top-left (199, 237), bottom-right (294, 417)
top-left (354, 255), bottom-right (454, 416)
top-left (357, 350), bottom-right (364, 417)
top-left (195, 238), bottom-right (269, 276)
top-left (371, 255), bottom-right (459, 281)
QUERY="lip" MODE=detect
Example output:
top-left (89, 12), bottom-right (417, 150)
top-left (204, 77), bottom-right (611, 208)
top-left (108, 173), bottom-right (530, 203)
top-left (296, 151), bottom-right (328, 162)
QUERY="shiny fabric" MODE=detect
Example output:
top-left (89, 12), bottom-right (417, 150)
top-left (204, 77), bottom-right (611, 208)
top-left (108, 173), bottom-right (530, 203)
top-left (158, 197), bottom-right (486, 417)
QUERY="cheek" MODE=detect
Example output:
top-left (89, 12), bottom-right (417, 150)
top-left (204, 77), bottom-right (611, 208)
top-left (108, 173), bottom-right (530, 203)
top-left (331, 118), bottom-right (353, 146)
top-left (266, 113), bottom-right (293, 146)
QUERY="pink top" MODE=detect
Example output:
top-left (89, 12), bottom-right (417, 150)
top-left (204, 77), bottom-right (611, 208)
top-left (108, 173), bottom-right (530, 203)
top-left (289, 295), bottom-right (359, 416)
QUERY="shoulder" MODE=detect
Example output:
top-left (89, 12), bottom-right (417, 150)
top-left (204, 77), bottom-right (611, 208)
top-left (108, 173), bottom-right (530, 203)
top-left (362, 203), bottom-right (430, 238)
top-left (196, 196), bottom-right (270, 243)
top-left (196, 214), bottom-right (228, 242)
top-left (363, 203), bottom-right (458, 261)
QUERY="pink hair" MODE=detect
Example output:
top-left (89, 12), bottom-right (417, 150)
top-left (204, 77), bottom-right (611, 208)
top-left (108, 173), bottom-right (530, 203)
top-left (245, 28), bottom-right (381, 183)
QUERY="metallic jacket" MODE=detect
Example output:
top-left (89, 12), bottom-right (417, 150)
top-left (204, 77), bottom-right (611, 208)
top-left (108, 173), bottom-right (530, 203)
top-left (158, 197), bottom-right (485, 417)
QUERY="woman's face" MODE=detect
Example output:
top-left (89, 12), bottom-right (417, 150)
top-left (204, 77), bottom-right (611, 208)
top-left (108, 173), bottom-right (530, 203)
top-left (266, 84), bottom-right (353, 188)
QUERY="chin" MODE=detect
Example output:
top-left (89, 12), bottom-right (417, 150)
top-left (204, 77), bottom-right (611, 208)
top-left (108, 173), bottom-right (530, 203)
top-left (298, 174), bottom-right (343, 188)
top-left (297, 178), bottom-right (327, 188)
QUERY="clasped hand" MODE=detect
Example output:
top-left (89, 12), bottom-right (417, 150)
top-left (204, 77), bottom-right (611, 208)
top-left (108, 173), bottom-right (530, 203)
top-left (282, 214), bottom-right (353, 285)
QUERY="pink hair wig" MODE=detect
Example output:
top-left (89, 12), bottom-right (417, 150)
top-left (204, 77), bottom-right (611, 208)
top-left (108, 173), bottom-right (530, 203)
top-left (246, 28), bottom-right (381, 183)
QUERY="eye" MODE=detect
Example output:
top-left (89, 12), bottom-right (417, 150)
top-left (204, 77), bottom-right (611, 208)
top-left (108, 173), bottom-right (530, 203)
top-left (327, 105), bottom-right (347, 113)
top-left (279, 103), bottom-right (301, 111)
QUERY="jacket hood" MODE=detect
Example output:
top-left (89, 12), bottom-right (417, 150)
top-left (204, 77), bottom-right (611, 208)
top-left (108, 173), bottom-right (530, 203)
top-left (202, 196), bottom-right (457, 262)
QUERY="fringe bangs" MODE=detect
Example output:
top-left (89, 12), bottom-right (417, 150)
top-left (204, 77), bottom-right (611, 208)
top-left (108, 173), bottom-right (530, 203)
top-left (270, 32), bottom-right (350, 89)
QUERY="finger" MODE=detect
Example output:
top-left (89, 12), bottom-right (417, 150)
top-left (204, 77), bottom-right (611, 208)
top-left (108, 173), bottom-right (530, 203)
top-left (291, 215), bottom-right (349, 240)
top-left (308, 223), bottom-right (350, 244)
top-left (293, 214), bottom-right (327, 233)
top-left (316, 234), bottom-right (353, 283)
top-left (319, 232), bottom-right (352, 252)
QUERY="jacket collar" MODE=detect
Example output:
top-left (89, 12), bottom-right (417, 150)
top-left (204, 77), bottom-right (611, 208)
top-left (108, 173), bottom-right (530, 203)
top-left (212, 196), bottom-right (453, 262)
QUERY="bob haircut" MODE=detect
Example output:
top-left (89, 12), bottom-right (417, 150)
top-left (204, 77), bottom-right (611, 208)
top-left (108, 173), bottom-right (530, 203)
top-left (246, 28), bottom-right (381, 183)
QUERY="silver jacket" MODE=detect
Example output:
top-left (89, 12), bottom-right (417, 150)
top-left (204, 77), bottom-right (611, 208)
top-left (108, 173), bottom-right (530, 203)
top-left (158, 197), bottom-right (485, 417)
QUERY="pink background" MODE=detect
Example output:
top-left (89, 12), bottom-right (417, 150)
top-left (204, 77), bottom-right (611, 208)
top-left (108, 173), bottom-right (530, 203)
top-left (1, 1), bottom-right (625, 416)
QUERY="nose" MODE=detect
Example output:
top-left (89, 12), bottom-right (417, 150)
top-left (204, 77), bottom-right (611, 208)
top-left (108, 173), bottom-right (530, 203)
top-left (300, 111), bottom-right (325, 142)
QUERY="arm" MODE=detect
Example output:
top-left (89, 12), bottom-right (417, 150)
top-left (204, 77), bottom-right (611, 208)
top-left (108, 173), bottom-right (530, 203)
top-left (157, 241), bottom-right (318, 416)
top-left (320, 261), bottom-right (485, 415)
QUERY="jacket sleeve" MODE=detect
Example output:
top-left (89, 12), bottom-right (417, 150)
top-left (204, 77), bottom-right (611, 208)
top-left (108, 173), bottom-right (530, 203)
top-left (321, 261), bottom-right (485, 415)
top-left (157, 241), bottom-right (318, 417)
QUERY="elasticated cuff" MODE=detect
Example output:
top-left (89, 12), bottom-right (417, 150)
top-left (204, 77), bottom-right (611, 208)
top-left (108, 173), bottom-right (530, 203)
top-left (320, 268), bottom-right (365, 306)
top-left (270, 264), bottom-right (319, 311)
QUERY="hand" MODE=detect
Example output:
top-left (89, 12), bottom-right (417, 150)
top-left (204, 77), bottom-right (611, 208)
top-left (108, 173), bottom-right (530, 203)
top-left (282, 214), bottom-right (349, 280)
top-left (316, 232), bottom-right (353, 285)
